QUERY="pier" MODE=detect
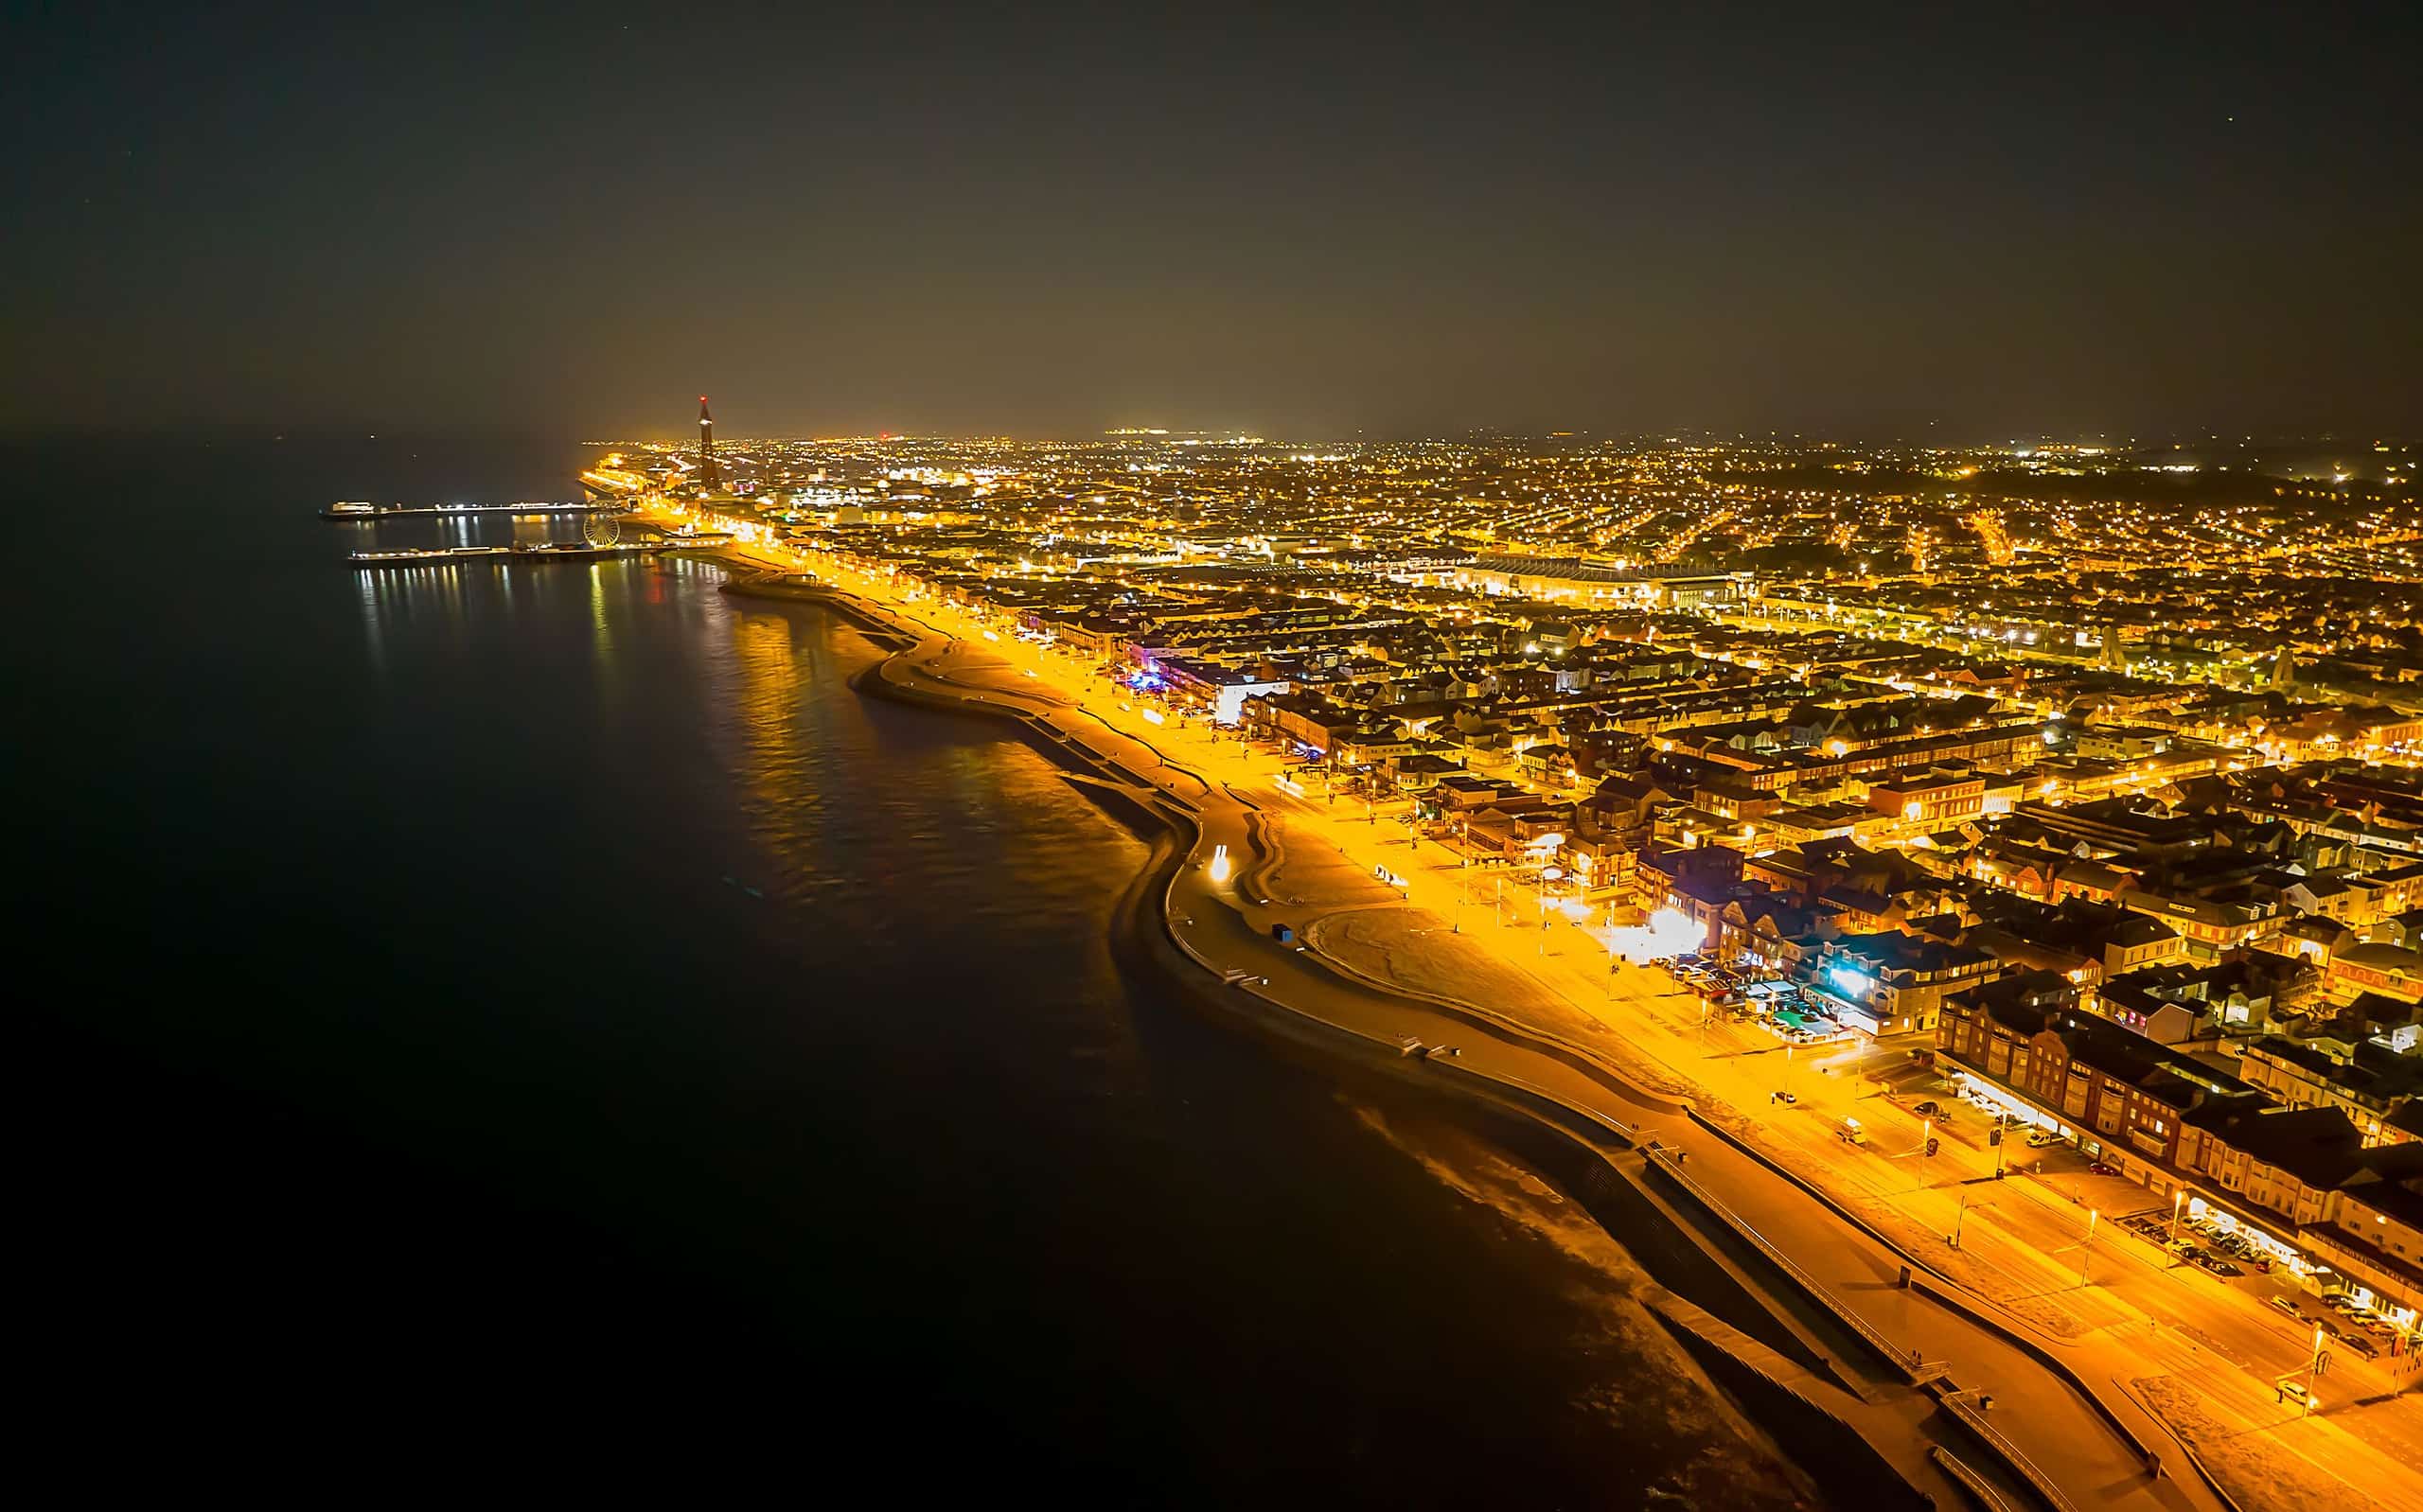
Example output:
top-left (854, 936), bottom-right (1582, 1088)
top-left (348, 536), bottom-right (730, 570)
top-left (321, 501), bottom-right (629, 521)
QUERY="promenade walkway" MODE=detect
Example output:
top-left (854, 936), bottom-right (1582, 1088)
top-left (847, 600), bottom-right (2219, 1512)
top-left (679, 522), bottom-right (2415, 1512)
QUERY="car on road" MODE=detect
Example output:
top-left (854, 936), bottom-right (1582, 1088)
top-left (2340, 1332), bottom-right (2380, 1360)
top-left (2087, 1162), bottom-right (2118, 1177)
top-left (1836, 1117), bottom-right (1867, 1147)
top-left (2200, 1257), bottom-right (2243, 1277)
top-left (2277, 1380), bottom-right (2314, 1408)
top-left (1771, 1090), bottom-right (1798, 1106)
top-left (2268, 1296), bottom-right (2303, 1318)
top-left (2025, 1129), bottom-right (2064, 1148)
top-left (1912, 1099), bottom-right (1944, 1117)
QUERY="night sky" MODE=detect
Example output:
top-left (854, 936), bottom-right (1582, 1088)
top-left (8, 3), bottom-right (2416, 440)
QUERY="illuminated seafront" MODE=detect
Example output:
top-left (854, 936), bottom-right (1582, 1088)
top-left (43, 448), bottom-right (1846, 1503)
top-left (637, 498), bottom-right (2417, 1512)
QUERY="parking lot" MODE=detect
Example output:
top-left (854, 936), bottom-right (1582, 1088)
top-left (1660, 953), bottom-right (1857, 1046)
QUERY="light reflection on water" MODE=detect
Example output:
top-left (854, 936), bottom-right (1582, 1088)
top-left (40, 451), bottom-right (1805, 1504)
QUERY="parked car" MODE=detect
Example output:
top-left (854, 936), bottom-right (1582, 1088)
top-left (2200, 1257), bottom-right (2243, 1277)
top-left (2087, 1162), bottom-right (2119, 1177)
top-left (2025, 1130), bottom-right (2063, 1148)
top-left (2268, 1295), bottom-right (2303, 1318)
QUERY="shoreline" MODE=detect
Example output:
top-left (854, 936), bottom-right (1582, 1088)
top-left (766, 579), bottom-right (2013, 1510)
top-left (840, 606), bottom-right (1866, 1506)
top-left (698, 537), bottom-right (2276, 1512)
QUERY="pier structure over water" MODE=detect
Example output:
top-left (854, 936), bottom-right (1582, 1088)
top-left (321, 501), bottom-right (629, 521)
top-left (347, 536), bottom-right (729, 570)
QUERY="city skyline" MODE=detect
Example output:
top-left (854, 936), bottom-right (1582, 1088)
top-left (16, 4), bottom-right (2422, 1503)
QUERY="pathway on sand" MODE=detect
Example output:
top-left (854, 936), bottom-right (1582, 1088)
top-left (681, 521), bottom-right (2415, 1511)
top-left (825, 592), bottom-right (2225, 1512)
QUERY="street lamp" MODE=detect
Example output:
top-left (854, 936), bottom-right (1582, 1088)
top-left (1951, 1191), bottom-right (1993, 1250)
top-left (1536, 866), bottom-right (1565, 956)
top-left (2168, 1188), bottom-right (2185, 1248)
top-left (2081, 1208), bottom-right (2099, 1285)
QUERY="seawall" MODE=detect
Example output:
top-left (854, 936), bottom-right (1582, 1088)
top-left (822, 598), bottom-right (1959, 1508)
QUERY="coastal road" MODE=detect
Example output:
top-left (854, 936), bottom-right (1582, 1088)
top-left (858, 602), bottom-right (2219, 1512)
top-left (649, 508), bottom-right (2414, 1509)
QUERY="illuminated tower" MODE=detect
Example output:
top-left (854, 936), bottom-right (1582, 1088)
top-left (698, 396), bottom-right (720, 492)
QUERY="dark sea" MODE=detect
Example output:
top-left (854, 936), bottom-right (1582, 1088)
top-left (9, 437), bottom-right (1798, 1505)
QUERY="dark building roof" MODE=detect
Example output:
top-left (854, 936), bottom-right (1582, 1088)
top-left (1830, 929), bottom-right (1994, 977)
top-left (2188, 1103), bottom-right (2368, 1189)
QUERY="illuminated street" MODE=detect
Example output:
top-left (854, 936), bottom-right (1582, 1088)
top-left (620, 481), bottom-right (2421, 1510)
top-left (23, 9), bottom-right (2418, 1503)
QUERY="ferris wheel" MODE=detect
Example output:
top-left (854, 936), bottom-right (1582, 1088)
top-left (583, 507), bottom-right (623, 547)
